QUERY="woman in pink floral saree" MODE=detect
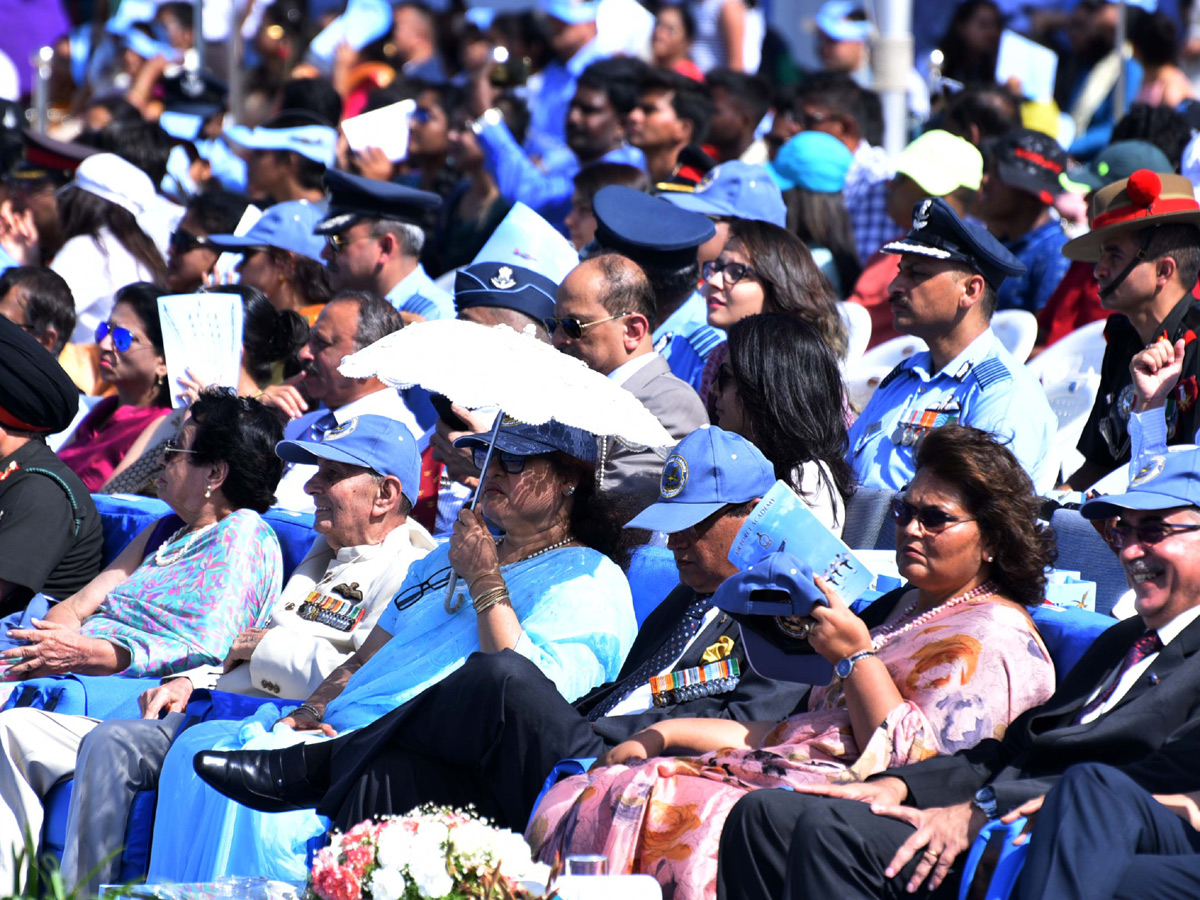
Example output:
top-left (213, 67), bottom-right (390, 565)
top-left (527, 427), bottom-right (1059, 900)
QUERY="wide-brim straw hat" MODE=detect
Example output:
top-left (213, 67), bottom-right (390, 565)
top-left (1063, 169), bottom-right (1200, 261)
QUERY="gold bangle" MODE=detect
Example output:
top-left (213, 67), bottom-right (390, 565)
top-left (474, 587), bottom-right (510, 614)
top-left (469, 571), bottom-right (504, 593)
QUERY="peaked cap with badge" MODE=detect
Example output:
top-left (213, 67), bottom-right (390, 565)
top-left (593, 185), bottom-right (716, 270)
top-left (314, 169), bottom-right (443, 235)
top-left (882, 197), bottom-right (1027, 289)
top-left (454, 263), bottom-right (558, 325)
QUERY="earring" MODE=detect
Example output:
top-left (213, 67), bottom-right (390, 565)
top-left (155, 374), bottom-right (165, 387)
top-left (564, 485), bottom-right (576, 496)
top-left (204, 486), bottom-right (212, 499)
top-left (985, 555), bottom-right (994, 563)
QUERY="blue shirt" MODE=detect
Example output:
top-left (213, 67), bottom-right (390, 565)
top-left (523, 38), bottom-right (608, 161)
top-left (480, 119), bottom-right (645, 231)
top-left (652, 291), bottom-right (724, 394)
top-left (996, 218), bottom-right (1072, 314)
top-left (847, 329), bottom-right (1057, 493)
top-left (385, 263), bottom-right (454, 320)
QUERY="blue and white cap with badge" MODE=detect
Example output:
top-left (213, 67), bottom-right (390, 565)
top-left (275, 414), bottom-right (423, 506)
top-left (626, 426), bottom-right (776, 533)
top-left (663, 162), bottom-right (788, 229)
top-left (471, 202), bottom-right (580, 284)
top-left (1081, 449), bottom-right (1200, 519)
top-left (225, 112), bottom-right (338, 167)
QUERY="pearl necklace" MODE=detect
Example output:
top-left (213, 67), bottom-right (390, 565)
top-left (154, 522), bottom-right (217, 566)
top-left (496, 535), bottom-right (576, 565)
top-left (870, 580), bottom-right (998, 652)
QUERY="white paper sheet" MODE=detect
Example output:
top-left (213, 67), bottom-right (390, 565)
top-left (212, 204), bottom-right (263, 283)
top-left (996, 29), bottom-right (1058, 104)
top-left (158, 293), bottom-right (244, 409)
top-left (341, 100), bottom-right (416, 163)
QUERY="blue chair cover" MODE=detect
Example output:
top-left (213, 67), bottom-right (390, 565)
top-left (1047, 507), bottom-right (1129, 616)
top-left (181, 689), bottom-right (294, 725)
top-left (626, 546), bottom-right (678, 627)
top-left (530, 757), bottom-right (597, 827)
top-left (957, 816), bottom-right (1030, 900)
top-left (1028, 604), bottom-right (1114, 679)
top-left (2, 674), bottom-right (159, 720)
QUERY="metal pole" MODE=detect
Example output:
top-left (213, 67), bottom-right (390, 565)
top-left (1115, 0), bottom-right (1127, 122)
top-left (194, 0), bottom-right (206, 73)
top-left (31, 46), bottom-right (53, 134)
top-left (872, 0), bottom-right (913, 158)
top-left (228, 0), bottom-right (244, 125)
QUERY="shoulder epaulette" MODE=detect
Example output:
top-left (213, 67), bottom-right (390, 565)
top-left (877, 362), bottom-right (909, 391)
top-left (401, 294), bottom-right (438, 319)
top-left (972, 357), bottom-right (1013, 392)
top-left (685, 325), bottom-right (724, 358)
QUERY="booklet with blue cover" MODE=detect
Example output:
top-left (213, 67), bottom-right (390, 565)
top-left (727, 480), bottom-right (873, 601)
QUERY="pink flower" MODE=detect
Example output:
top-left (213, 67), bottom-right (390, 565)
top-left (312, 863), bottom-right (363, 900)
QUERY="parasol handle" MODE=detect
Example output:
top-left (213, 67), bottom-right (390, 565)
top-left (444, 410), bottom-right (505, 613)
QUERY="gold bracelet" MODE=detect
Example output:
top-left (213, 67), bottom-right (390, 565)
top-left (474, 587), bottom-right (510, 614)
top-left (469, 571), bottom-right (504, 593)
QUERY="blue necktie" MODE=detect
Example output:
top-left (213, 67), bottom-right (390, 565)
top-left (284, 412), bottom-right (337, 473)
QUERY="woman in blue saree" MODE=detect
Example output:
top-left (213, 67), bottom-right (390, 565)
top-left (148, 420), bottom-right (638, 883)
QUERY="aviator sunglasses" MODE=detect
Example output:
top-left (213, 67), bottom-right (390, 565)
top-left (890, 496), bottom-right (974, 533)
top-left (542, 312), bottom-right (631, 339)
top-left (94, 321), bottom-right (138, 352)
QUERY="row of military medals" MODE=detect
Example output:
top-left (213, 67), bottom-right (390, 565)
top-left (892, 399), bottom-right (961, 447)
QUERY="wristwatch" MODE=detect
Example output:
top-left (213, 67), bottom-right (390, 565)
top-left (470, 107), bottom-right (504, 134)
top-left (973, 786), bottom-right (999, 820)
top-left (835, 650), bottom-right (876, 679)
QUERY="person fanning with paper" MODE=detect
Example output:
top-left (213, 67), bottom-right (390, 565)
top-left (526, 425), bottom-right (1056, 900)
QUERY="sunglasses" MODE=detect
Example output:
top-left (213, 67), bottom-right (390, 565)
top-left (472, 448), bottom-right (528, 474)
top-left (1108, 520), bottom-right (1200, 549)
top-left (411, 107), bottom-right (433, 124)
top-left (162, 435), bottom-right (198, 459)
top-left (542, 311), bottom-right (631, 339)
top-left (95, 321), bottom-right (139, 352)
top-left (702, 259), bottom-right (757, 285)
top-left (169, 229), bottom-right (212, 254)
top-left (326, 232), bottom-right (374, 255)
top-left (891, 497), bottom-right (974, 533)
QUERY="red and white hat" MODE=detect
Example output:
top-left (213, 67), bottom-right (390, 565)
top-left (1063, 169), bottom-right (1200, 261)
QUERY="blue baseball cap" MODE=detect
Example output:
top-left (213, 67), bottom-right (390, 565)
top-left (712, 552), bottom-right (833, 684)
top-left (225, 116), bottom-right (338, 167)
top-left (626, 426), bottom-right (776, 533)
top-left (594, 185), bottom-right (716, 270)
top-left (662, 162), bottom-right (787, 228)
top-left (207, 201), bottom-right (326, 262)
top-left (454, 416), bottom-right (599, 466)
top-left (1081, 451), bottom-right (1200, 519)
top-left (315, 168), bottom-right (443, 235)
top-left (882, 197), bottom-right (1026, 290)
top-left (275, 414), bottom-right (423, 506)
top-left (768, 131), bottom-right (854, 193)
top-left (815, 0), bottom-right (872, 42)
top-left (455, 262), bottom-right (558, 325)
top-left (539, 0), bottom-right (599, 24)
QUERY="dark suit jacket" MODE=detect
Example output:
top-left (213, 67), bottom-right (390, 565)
top-left (894, 612), bottom-right (1200, 810)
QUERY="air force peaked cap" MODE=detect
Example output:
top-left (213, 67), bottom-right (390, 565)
top-left (593, 185), bottom-right (716, 270)
top-left (455, 263), bottom-right (558, 324)
top-left (882, 197), bottom-right (1026, 290)
top-left (314, 169), bottom-right (443, 235)
top-left (0, 316), bottom-right (80, 435)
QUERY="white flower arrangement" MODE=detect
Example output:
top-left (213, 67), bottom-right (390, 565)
top-left (307, 806), bottom-right (552, 900)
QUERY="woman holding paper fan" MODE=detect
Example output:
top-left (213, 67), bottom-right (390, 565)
top-left (56, 283), bottom-right (173, 490)
top-left (712, 314), bottom-right (853, 534)
top-left (527, 425), bottom-right (1057, 900)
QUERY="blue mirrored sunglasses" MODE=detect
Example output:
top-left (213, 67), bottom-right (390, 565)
top-left (94, 321), bottom-right (136, 352)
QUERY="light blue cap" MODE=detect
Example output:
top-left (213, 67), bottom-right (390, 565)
top-left (814, 0), bottom-right (872, 42)
top-left (1081, 451), bottom-right (1200, 519)
top-left (662, 162), bottom-right (787, 228)
top-left (206, 201), bottom-right (326, 262)
top-left (768, 131), bottom-right (854, 193)
top-left (539, 0), bottom-right (600, 24)
top-left (307, 0), bottom-right (393, 68)
top-left (275, 414), bottom-right (423, 506)
top-left (472, 202), bottom-right (580, 283)
top-left (159, 110), bottom-right (204, 141)
top-left (121, 28), bottom-right (179, 61)
top-left (224, 123), bottom-right (338, 167)
top-left (626, 426), bottom-right (776, 533)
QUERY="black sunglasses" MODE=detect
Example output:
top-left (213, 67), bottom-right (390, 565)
top-left (1109, 520), bottom-right (1200, 549)
top-left (162, 435), bottom-right (198, 459)
top-left (472, 448), bottom-right (528, 474)
top-left (542, 312), bottom-right (631, 339)
top-left (702, 259), bottom-right (757, 285)
top-left (169, 229), bottom-right (212, 254)
top-left (891, 497), bottom-right (973, 533)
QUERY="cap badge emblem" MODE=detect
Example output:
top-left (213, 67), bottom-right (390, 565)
top-left (695, 167), bottom-right (719, 193)
top-left (181, 70), bottom-right (204, 98)
top-left (913, 199), bottom-right (933, 230)
top-left (1130, 454), bottom-right (1167, 487)
top-left (324, 417), bottom-right (357, 441)
top-left (491, 266), bottom-right (517, 290)
top-left (661, 454), bottom-right (688, 498)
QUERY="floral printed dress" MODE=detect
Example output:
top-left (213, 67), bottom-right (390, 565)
top-left (526, 596), bottom-right (1057, 900)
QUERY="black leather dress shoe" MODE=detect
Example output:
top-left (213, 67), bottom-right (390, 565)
top-left (193, 745), bottom-right (325, 813)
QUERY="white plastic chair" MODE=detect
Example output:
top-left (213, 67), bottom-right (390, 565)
top-left (837, 301), bottom-right (873, 369)
top-left (991, 309), bottom-right (1038, 364)
top-left (845, 334), bottom-right (928, 410)
top-left (1026, 319), bottom-right (1108, 386)
top-left (1041, 372), bottom-right (1102, 487)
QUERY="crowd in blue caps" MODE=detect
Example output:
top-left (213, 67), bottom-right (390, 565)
top-left (17, 0), bottom-right (1200, 895)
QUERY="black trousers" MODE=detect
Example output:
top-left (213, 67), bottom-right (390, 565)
top-left (315, 650), bottom-right (608, 831)
top-left (1013, 763), bottom-right (1200, 900)
top-left (716, 790), bottom-right (961, 900)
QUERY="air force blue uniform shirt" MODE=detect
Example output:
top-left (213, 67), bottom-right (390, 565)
top-left (847, 328), bottom-right (1057, 493)
top-left (385, 263), bottom-right (455, 320)
top-left (652, 291), bottom-right (724, 394)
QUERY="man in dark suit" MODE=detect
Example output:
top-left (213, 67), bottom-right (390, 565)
top-left (718, 448), bottom-right (1200, 900)
top-left (194, 426), bottom-right (808, 831)
top-left (549, 252), bottom-right (708, 512)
